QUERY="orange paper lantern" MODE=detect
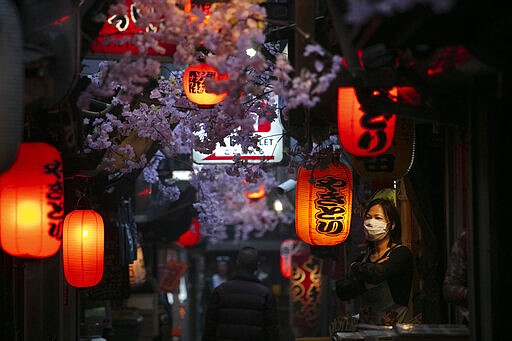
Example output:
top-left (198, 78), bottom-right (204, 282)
top-left (295, 162), bottom-right (353, 246)
top-left (63, 209), bottom-right (104, 288)
top-left (182, 62), bottom-right (228, 108)
top-left (337, 86), bottom-right (398, 157)
top-left (177, 217), bottom-right (201, 247)
top-left (244, 182), bottom-right (266, 200)
top-left (0, 142), bottom-right (64, 258)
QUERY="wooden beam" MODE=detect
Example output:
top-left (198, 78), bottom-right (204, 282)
top-left (294, 0), bottom-right (315, 71)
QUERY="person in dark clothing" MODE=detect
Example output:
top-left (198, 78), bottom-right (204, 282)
top-left (336, 198), bottom-right (413, 325)
top-left (202, 246), bottom-right (279, 341)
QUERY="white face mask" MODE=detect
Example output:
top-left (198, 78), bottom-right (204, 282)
top-left (363, 219), bottom-right (389, 241)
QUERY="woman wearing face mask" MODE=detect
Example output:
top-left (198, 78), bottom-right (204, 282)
top-left (335, 198), bottom-right (413, 325)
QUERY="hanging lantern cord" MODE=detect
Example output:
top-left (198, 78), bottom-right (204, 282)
top-left (75, 194), bottom-right (93, 210)
top-left (74, 174), bottom-right (93, 210)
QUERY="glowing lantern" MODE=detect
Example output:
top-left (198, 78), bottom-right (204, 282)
top-left (63, 209), bottom-right (104, 287)
top-left (177, 217), bottom-right (201, 247)
top-left (89, 0), bottom-right (177, 58)
top-left (184, 0), bottom-right (213, 25)
top-left (182, 63), bottom-right (228, 108)
top-left (349, 117), bottom-right (415, 180)
top-left (295, 161), bottom-right (353, 246)
top-left (243, 182), bottom-right (266, 200)
top-left (280, 238), bottom-right (299, 279)
top-left (337, 86), bottom-right (398, 157)
top-left (0, 142), bottom-right (63, 258)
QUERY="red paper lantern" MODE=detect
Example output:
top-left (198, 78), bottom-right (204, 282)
top-left (89, 0), bottom-right (177, 58)
top-left (177, 217), bottom-right (201, 247)
top-left (337, 86), bottom-right (398, 157)
top-left (295, 161), bottom-right (353, 246)
top-left (63, 209), bottom-right (104, 288)
top-left (280, 238), bottom-right (299, 279)
top-left (182, 62), bottom-right (228, 108)
top-left (0, 142), bottom-right (64, 258)
top-left (348, 117), bottom-right (416, 180)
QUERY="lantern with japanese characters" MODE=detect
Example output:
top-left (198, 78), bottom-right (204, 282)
top-left (182, 62), bottom-right (228, 108)
top-left (177, 217), bottom-right (201, 247)
top-left (0, 142), bottom-right (64, 258)
top-left (295, 161), bottom-right (353, 246)
top-left (348, 117), bottom-right (415, 181)
top-left (337, 86), bottom-right (398, 157)
top-left (63, 209), bottom-right (104, 288)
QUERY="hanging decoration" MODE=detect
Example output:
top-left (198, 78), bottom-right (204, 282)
top-left (295, 161), bottom-right (353, 246)
top-left (337, 86), bottom-right (398, 157)
top-left (280, 238), bottom-right (299, 279)
top-left (89, 0), bottom-right (177, 59)
top-left (348, 117), bottom-right (416, 181)
top-left (159, 259), bottom-right (189, 293)
top-left (63, 209), bottom-right (105, 288)
top-left (182, 62), bottom-right (228, 108)
top-left (0, 142), bottom-right (64, 258)
top-left (289, 242), bottom-right (323, 337)
top-left (177, 217), bottom-right (201, 247)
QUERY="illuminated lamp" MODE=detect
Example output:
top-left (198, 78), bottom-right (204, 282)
top-left (184, 0), bottom-right (213, 25)
top-left (63, 209), bottom-right (104, 288)
top-left (182, 62), bottom-right (228, 108)
top-left (280, 238), bottom-right (299, 279)
top-left (244, 182), bottom-right (266, 200)
top-left (337, 86), bottom-right (398, 157)
top-left (177, 217), bottom-right (201, 247)
top-left (0, 142), bottom-right (63, 258)
top-left (295, 161), bottom-right (352, 246)
top-left (348, 117), bottom-right (415, 181)
top-left (89, 0), bottom-right (177, 58)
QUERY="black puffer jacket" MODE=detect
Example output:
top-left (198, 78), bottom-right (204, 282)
top-left (202, 270), bottom-right (279, 341)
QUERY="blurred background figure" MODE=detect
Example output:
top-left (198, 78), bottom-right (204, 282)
top-left (202, 246), bottom-right (279, 341)
top-left (212, 256), bottom-right (230, 289)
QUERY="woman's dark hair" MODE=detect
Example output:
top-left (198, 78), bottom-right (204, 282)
top-left (364, 198), bottom-right (402, 246)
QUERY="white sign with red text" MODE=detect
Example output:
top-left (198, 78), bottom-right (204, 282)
top-left (192, 112), bottom-right (284, 164)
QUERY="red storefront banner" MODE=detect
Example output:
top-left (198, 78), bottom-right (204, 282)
top-left (289, 242), bottom-right (324, 337)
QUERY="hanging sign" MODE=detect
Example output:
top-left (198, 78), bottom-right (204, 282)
top-left (192, 109), bottom-right (283, 164)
